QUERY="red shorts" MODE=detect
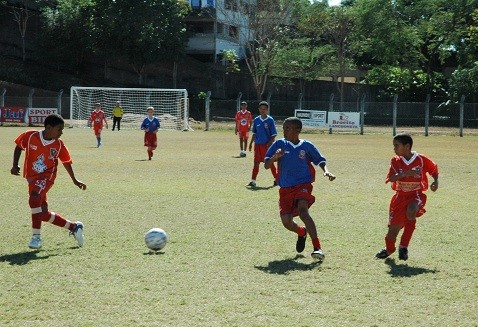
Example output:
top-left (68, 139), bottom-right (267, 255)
top-left (279, 183), bottom-right (315, 217)
top-left (27, 179), bottom-right (53, 208)
top-left (388, 191), bottom-right (427, 226)
top-left (254, 144), bottom-right (268, 163)
top-left (144, 132), bottom-right (157, 149)
top-left (238, 130), bottom-right (249, 139)
top-left (93, 125), bottom-right (103, 136)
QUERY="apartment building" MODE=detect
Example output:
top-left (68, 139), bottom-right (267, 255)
top-left (185, 0), bottom-right (254, 63)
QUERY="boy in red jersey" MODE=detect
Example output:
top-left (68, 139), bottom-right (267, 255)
top-left (89, 103), bottom-right (108, 147)
top-left (11, 114), bottom-right (87, 249)
top-left (235, 101), bottom-right (252, 157)
top-left (375, 133), bottom-right (439, 261)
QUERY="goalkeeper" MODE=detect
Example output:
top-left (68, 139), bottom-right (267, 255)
top-left (112, 101), bottom-right (124, 131)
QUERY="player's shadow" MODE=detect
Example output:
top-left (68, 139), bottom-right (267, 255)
top-left (254, 255), bottom-right (322, 275)
top-left (0, 250), bottom-right (57, 266)
top-left (232, 155), bottom-right (248, 159)
top-left (384, 258), bottom-right (438, 277)
top-left (246, 185), bottom-right (276, 191)
top-left (135, 159), bottom-right (150, 161)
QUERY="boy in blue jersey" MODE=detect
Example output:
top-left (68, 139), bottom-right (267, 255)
top-left (247, 101), bottom-right (278, 187)
top-left (140, 106), bottom-right (160, 160)
top-left (265, 117), bottom-right (336, 261)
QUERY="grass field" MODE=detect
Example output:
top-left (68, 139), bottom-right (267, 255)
top-left (1, 123), bottom-right (477, 327)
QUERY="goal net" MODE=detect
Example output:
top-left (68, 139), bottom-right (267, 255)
top-left (70, 87), bottom-right (189, 130)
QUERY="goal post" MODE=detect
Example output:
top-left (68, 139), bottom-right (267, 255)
top-left (69, 87), bottom-right (190, 130)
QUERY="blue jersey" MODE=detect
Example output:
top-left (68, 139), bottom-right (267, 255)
top-left (141, 117), bottom-right (160, 132)
top-left (265, 138), bottom-right (326, 188)
top-left (251, 115), bottom-right (277, 145)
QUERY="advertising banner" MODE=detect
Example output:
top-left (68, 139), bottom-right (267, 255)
top-left (294, 109), bottom-right (327, 127)
top-left (0, 106), bottom-right (27, 123)
top-left (327, 112), bottom-right (360, 130)
top-left (28, 108), bottom-right (58, 125)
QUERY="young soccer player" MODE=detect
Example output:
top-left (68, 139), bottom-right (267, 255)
top-left (11, 114), bottom-right (86, 249)
top-left (235, 101), bottom-right (252, 157)
top-left (375, 133), bottom-right (439, 261)
top-left (140, 106), bottom-right (160, 160)
top-left (112, 100), bottom-right (124, 131)
top-left (247, 101), bottom-right (278, 187)
top-left (264, 117), bottom-right (336, 261)
top-left (89, 103), bottom-right (108, 147)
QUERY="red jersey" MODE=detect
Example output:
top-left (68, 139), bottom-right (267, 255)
top-left (89, 110), bottom-right (106, 127)
top-left (14, 130), bottom-right (72, 182)
top-left (386, 152), bottom-right (438, 193)
top-left (235, 110), bottom-right (252, 132)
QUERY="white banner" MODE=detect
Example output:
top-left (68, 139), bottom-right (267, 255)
top-left (27, 108), bottom-right (58, 124)
top-left (327, 112), bottom-right (360, 129)
top-left (294, 109), bottom-right (327, 127)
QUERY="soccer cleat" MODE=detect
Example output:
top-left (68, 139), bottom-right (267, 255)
top-left (311, 249), bottom-right (325, 261)
top-left (240, 152), bottom-right (246, 157)
top-left (273, 180), bottom-right (278, 186)
top-left (398, 247), bottom-right (408, 261)
top-left (28, 235), bottom-right (42, 249)
top-left (247, 181), bottom-right (256, 187)
top-left (70, 221), bottom-right (85, 247)
top-left (375, 248), bottom-right (391, 259)
top-left (296, 228), bottom-right (307, 253)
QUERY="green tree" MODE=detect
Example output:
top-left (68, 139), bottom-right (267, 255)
top-left (36, 0), bottom-right (95, 74)
top-left (93, 0), bottom-right (190, 85)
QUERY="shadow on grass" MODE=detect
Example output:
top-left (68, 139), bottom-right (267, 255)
top-left (143, 250), bottom-right (166, 255)
top-left (254, 255), bottom-right (322, 274)
top-left (246, 185), bottom-right (276, 191)
top-left (0, 250), bottom-right (57, 266)
top-left (384, 258), bottom-right (439, 277)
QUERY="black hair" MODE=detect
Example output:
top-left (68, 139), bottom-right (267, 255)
top-left (284, 116), bottom-right (302, 130)
top-left (44, 114), bottom-right (65, 127)
top-left (394, 133), bottom-right (413, 148)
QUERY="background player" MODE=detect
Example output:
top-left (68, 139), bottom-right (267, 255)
top-left (89, 103), bottom-right (108, 147)
top-left (11, 114), bottom-right (86, 249)
top-left (235, 101), bottom-right (252, 157)
top-left (140, 106), bottom-right (160, 160)
top-left (112, 100), bottom-right (124, 131)
top-left (375, 133), bottom-right (439, 261)
top-left (264, 117), bottom-right (335, 260)
top-left (247, 101), bottom-right (278, 187)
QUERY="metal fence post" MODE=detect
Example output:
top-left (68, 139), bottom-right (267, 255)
top-left (328, 93), bottom-right (334, 134)
top-left (425, 94), bottom-right (430, 136)
top-left (459, 95), bottom-right (465, 137)
top-left (57, 89), bottom-right (64, 116)
top-left (297, 93), bottom-right (303, 110)
top-left (360, 94), bottom-right (366, 135)
top-left (205, 91), bottom-right (211, 131)
top-left (392, 94), bottom-right (398, 136)
top-left (29, 88), bottom-right (35, 109)
top-left (0, 88), bottom-right (5, 126)
top-left (236, 92), bottom-right (242, 111)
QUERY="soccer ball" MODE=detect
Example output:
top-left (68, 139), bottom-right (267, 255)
top-left (144, 228), bottom-right (168, 251)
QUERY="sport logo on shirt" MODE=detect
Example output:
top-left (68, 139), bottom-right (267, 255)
top-left (49, 148), bottom-right (58, 160)
top-left (32, 154), bottom-right (47, 173)
top-left (299, 150), bottom-right (306, 159)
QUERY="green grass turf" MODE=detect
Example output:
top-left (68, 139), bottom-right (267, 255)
top-left (1, 124), bottom-right (477, 326)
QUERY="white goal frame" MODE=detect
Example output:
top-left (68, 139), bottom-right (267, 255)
top-left (70, 87), bottom-right (189, 130)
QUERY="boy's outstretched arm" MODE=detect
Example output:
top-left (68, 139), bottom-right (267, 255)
top-left (319, 162), bottom-right (336, 181)
top-left (11, 146), bottom-right (22, 175)
top-left (63, 162), bottom-right (87, 190)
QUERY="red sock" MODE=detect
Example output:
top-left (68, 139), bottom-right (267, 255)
top-left (296, 226), bottom-right (306, 237)
top-left (400, 220), bottom-right (416, 248)
top-left (312, 237), bottom-right (321, 250)
top-left (251, 165), bottom-right (259, 180)
top-left (385, 236), bottom-right (396, 254)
